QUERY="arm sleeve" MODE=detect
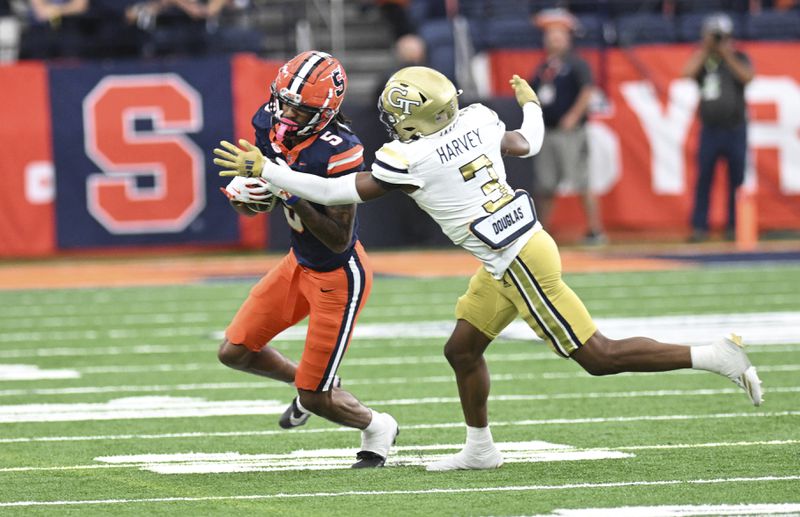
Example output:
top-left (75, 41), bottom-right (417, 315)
top-left (260, 159), bottom-right (363, 205)
top-left (513, 102), bottom-right (545, 158)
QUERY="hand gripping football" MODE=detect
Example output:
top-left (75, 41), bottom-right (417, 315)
top-left (221, 176), bottom-right (278, 212)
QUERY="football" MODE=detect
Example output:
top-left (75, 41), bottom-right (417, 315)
top-left (222, 176), bottom-right (278, 213)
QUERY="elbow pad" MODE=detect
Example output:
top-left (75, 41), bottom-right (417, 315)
top-left (514, 102), bottom-right (545, 158)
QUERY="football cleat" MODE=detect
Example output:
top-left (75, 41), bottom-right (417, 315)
top-left (714, 333), bottom-right (764, 406)
top-left (352, 412), bottom-right (398, 469)
top-left (351, 451), bottom-right (387, 469)
top-left (278, 396), bottom-right (310, 429)
top-left (426, 446), bottom-right (504, 472)
top-left (278, 376), bottom-right (340, 429)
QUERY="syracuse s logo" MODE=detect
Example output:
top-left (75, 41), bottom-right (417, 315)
top-left (387, 86), bottom-right (421, 115)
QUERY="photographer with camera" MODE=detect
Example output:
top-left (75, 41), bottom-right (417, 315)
top-left (682, 13), bottom-right (754, 243)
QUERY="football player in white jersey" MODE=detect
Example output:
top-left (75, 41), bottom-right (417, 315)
top-left (214, 67), bottom-right (763, 471)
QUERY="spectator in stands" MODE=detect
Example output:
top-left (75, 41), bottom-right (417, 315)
top-left (78, 0), bottom-right (150, 59)
top-left (752, 0), bottom-right (799, 10)
top-left (125, 0), bottom-right (159, 30)
top-left (203, 0), bottom-right (264, 55)
top-left (670, 0), bottom-right (749, 14)
top-left (528, 8), bottom-right (606, 245)
top-left (138, 0), bottom-right (230, 57)
top-left (20, 0), bottom-right (89, 59)
top-left (371, 0), bottom-right (416, 40)
top-left (0, 0), bottom-right (21, 62)
top-left (372, 32), bottom-right (426, 101)
top-left (682, 13), bottom-right (753, 242)
top-left (407, 0), bottom-right (447, 27)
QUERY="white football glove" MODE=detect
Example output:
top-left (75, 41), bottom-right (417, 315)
top-left (221, 176), bottom-right (278, 212)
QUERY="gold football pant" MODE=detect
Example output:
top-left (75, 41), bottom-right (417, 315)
top-left (455, 230), bottom-right (597, 357)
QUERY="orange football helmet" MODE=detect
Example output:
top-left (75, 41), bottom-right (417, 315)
top-left (269, 50), bottom-right (347, 141)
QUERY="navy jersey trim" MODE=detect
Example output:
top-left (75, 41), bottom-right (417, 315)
top-left (374, 158), bottom-right (408, 174)
top-left (315, 253), bottom-right (366, 391)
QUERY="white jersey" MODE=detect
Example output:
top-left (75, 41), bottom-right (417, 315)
top-left (371, 103), bottom-right (541, 279)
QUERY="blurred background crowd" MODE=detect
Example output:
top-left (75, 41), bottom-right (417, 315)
top-left (1, 0), bottom-right (798, 254)
top-left (0, 0), bottom-right (798, 103)
top-left (0, 1), bottom-right (797, 62)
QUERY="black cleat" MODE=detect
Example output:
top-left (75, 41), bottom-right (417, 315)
top-left (351, 451), bottom-right (387, 469)
top-left (278, 397), bottom-right (310, 429)
top-left (278, 376), bottom-right (341, 429)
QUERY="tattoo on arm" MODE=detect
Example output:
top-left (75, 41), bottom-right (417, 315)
top-left (291, 201), bottom-right (356, 253)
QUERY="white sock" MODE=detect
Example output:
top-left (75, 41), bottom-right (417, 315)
top-left (690, 345), bottom-right (717, 372)
top-left (294, 396), bottom-right (310, 415)
top-left (363, 409), bottom-right (382, 432)
top-left (465, 425), bottom-right (494, 451)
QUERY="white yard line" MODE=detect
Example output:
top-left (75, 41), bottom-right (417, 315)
top-left (0, 410), bottom-right (796, 443)
top-left (0, 475), bottom-right (798, 507)
top-left (368, 387), bottom-right (800, 407)
top-left (0, 440), bottom-right (797, 474)
top-left (3, 439), bottom-right (797, 475)
top-left (0, 440), bottom-right (800, 474)
top-left (0, 387), bottom-right (797, 423)
top-left (2, 312), bottom-right (800, 346)
top-left (0, 346), bottom-right (555, 361)
top-left (0, 340), bottom-right (798, 361)
top-left (530, 503), bottom-right (800, 516)
top-left (0, 359), bottom-right (800, 397)
top-left (0, 381), bottom-right (796, 400)
top-left (0, 440), bottom-right (633, 473)
top-left (610, 439), bottom-right (800, 451)
top-left (63, 362), bottom-right (800, 378)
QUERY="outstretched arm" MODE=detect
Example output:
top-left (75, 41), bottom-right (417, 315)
top-left (214, 141), bottom-right (393, 205)
top-left (501, 75), bottom-right (544, 158)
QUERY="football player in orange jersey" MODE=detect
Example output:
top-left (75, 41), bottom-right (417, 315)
top-left (217, 51), bottom-right (397, 468)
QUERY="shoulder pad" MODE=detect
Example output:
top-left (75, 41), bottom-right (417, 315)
top-left (252, 103), bottom-right (272, 130)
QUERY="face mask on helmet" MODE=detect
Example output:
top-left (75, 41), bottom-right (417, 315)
top-left (377, 97), bottom-right (402, 141)
top-left (268, 51), bottom-right (348, 143)
top-left (269, 83), bottom-right (334, 142)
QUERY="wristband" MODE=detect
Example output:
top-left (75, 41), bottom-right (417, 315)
top-left (284, 195), bottom-right (301, 206)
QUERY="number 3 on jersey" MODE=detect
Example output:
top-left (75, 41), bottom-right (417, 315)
top-left (459, 154), bottom-right (514, 213)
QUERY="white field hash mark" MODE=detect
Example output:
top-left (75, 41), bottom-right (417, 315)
top-left (1, 439), bottom-right (798, 474)
top-left (90, 440), bottom-right (632, 474)
top-left (0, 364), bottom-right (79, 381)
top-left (0, 476), bottom-right (798, 508)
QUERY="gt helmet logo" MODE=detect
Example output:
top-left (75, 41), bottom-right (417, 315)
top-left (386, 86), bottom-right (421, 115)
